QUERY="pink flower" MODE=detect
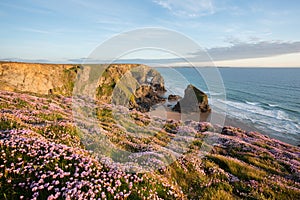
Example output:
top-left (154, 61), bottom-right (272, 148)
top-left (48, 185), bottom-right (54, 191)
top-left (32, 186), bottom-right (38, 192)
top-left (47, 194), bottom-right (55, 200)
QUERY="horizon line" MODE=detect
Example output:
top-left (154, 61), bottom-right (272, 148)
top-left (1, 60), bottom-right (300, 68)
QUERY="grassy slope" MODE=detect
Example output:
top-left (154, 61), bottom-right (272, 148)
top-left (0, 90), bottom-right (299, 199)
top-left (0, 63), bottom-right (299, 199)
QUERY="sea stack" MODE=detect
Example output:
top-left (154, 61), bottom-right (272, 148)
top-left (173, 84), bottom-right (210, 113)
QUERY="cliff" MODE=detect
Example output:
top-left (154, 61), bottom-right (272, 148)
top-left (0, 62), bottom-right (166, 111)
top-left (0, 62), bottom-right (79, 96)
top-left (93, 64), bottom-right (166, 111)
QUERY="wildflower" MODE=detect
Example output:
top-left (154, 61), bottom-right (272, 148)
top-left (48, 185), bottom-right (54, 191)
top-left (47, 195), bottom-right (55, 200)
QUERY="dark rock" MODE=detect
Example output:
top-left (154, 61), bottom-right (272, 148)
top-left (131, 85), bottom-right (166, 112)
top-left (173, 84), bottom-right (210, 113)
top-left (153, 83), bottom-right (167, 92)
top-left (168, 94), bottom-right (181, 101)
top-left (221, 126), bottom-right (246, 137)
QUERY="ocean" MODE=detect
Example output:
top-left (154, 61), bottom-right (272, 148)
top-left (156, 67), bottom-right (300, 146)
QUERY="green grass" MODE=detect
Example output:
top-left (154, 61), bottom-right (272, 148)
top-left (37, 113), bottom-right (64, 121)
top-left (201, 183), bottom-right (235, 200)
top-left (219, 148), bottom-right (289, 176)
top-left (36, 124), bottom-right (81, 147)
top-left (208, 154), bottom-right (267, 181)
top-left (12, 98), bottom-right (29, 108)
top-left (0, 117), bottom-right (19, 130)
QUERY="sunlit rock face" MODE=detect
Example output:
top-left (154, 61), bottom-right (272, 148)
top-left (97, 64), bottom-right (166, 112)
top-left (0, 62), bottom-right (78, 96)
top-left (173, 84), bottom-right (210, 113)
top-left (0, 62), bottom-right (167, 112)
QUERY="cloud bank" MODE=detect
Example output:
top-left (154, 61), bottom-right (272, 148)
top-left (205, 41), bottom-right (300, 61)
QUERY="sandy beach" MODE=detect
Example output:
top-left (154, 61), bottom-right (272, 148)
top-left (153, 106), bottom-right (298, 145)
top-left (151, 104), bottom-right (268, 134)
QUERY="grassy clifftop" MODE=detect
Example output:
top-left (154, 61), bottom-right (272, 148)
top-left (0, 90), bottom-right (299, 199)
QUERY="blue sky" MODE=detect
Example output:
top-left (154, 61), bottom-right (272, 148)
top-left (0, 0), bottom-right (300, 66)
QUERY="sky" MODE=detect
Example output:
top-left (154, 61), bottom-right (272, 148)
top-left (0, 0), bottom-right (300, 67)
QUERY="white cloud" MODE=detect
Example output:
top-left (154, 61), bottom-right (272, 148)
top-left (197, 41), bottom-right (300, 61)
top-left (153, 0), bottom-right (215, 17)
top-left (213, 52), bottom-right (300, 67)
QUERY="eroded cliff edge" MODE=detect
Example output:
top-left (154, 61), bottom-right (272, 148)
top-left (0, 62), bottom-right (79, 95)
top-left (0, 62), bottom-right (169, 111)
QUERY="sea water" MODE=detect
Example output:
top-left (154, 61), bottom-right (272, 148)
top-left (156, 67), bottom-right (300, 146)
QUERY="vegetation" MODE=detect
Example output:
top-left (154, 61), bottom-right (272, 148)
top-left (0, 90), bottom-right (299, 199)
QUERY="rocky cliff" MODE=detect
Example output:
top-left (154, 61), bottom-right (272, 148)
top-left (0, 62), bottom-right (78, 96)
top-left (0, 62), bottom-right (167, 112)
top-left (97, 64), bottom-right (166, 112)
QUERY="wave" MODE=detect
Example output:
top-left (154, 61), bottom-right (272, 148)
top-left (267, 103), bottom-right (278, 107)
top-left (202, 91), bottom-right (225, 96)
top-left (214, 99), bottom-right (300, 141)
top-left (245, 101), bottom-right (260, 106)
top-left (216, 99), bottom-right (299, 126)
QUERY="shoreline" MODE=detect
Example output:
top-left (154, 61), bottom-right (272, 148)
top-left (152, 105), bottom-right (262, 131)
top-left (151, 105), bottom-right (298, 146)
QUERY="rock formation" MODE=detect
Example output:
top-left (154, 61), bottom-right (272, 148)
top-left (168, 94), bottom-right (181, 101)
top-left (0, 62), bottom-right (166, 112)
top-left (173, 84), bottom-right (210, 113)
top-left (96, 64), bottom-right (166, 112)
top-left (130, 85), bottom-right (166, 112)
top-left (0, 62), bottom-right (78, 96)
top-left (0, 62), bottom-right (212, 114)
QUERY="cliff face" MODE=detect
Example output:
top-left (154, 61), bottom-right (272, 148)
top-left (97, 64), bottom-right (166, 111)
top-left (0, 62), bottom-right (166, 111)
top-left (0, 62), bottom-right (78, 96)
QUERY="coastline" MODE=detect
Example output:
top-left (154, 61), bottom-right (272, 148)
top-left (152, 105), bottom-right (298, 146)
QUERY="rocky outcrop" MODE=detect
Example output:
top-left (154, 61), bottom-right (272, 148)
top-left (0, 62), bottom-right (166, 112)
top-left (173, 84), bottom-right (210, 113)
top-left (97, 64), bottom-right (166, 112)
top-left (0, 62), bottom-right (79, 96)
top-left (168, 94), bottom-right (181, 101)
top-left (130, 85), bottom-right (166, 112)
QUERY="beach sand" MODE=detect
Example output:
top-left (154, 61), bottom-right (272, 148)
top-left (155, 108), bottom-right (298, 145)
top-left (150, 105), bottom-right (264, 134)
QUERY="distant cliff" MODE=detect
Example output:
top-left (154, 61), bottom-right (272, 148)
top-left (0, 62), bottom-right (78, 96)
